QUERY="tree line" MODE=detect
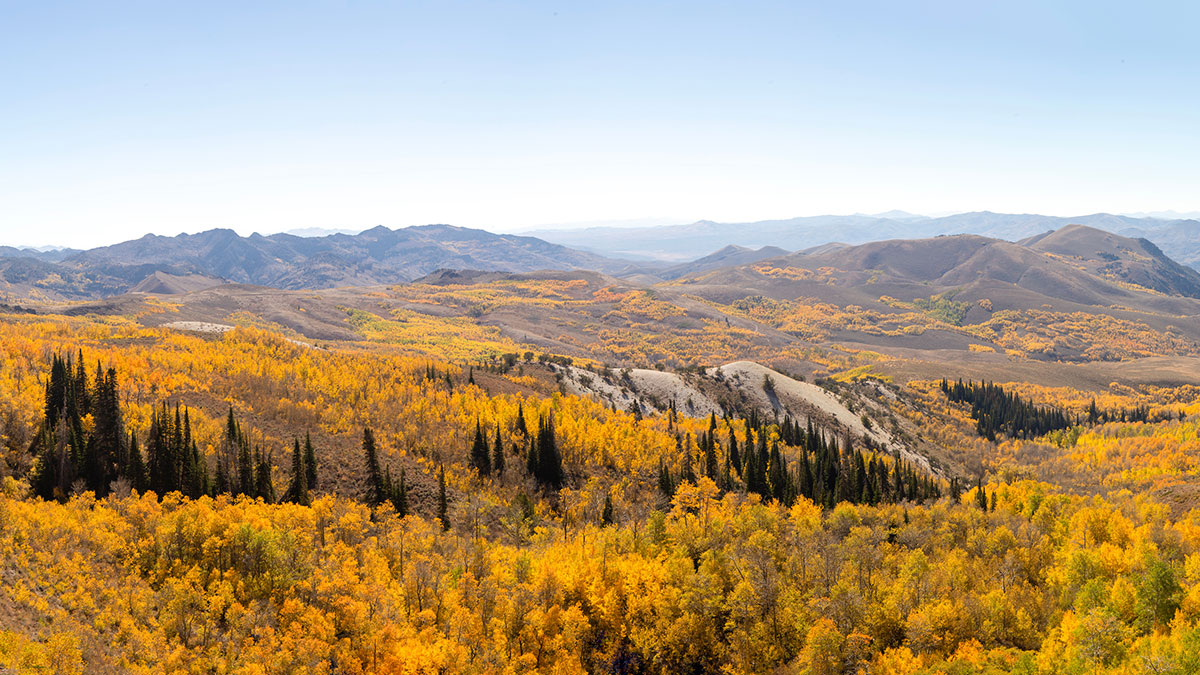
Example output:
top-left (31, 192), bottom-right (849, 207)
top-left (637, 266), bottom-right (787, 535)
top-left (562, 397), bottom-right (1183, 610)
top-left (941, 378), bottom-right (1156, 442)
top-left (941, 378), bottom-right (1073, 441)
top-left (659, 410), bottom-right (941, 509)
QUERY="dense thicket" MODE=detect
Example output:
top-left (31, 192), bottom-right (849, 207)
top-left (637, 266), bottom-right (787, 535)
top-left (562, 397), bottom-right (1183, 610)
top-left (29, 352), bottom-right (316, 504)
top-left (30, 352), bottom-right (131, 500)
top-left (659, 411), bottom-right (940, 508)
top-left (941, 378), bottom-right (1073, 440)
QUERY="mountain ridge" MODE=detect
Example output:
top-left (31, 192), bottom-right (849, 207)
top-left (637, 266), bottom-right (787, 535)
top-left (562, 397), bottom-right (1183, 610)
top-left (0, 225), bottom-right (637, 301)
top-left (525, 211), bottom-right (1200, 268)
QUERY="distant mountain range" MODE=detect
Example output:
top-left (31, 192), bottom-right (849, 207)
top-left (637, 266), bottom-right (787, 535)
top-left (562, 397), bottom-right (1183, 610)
top-left (524, 211), bottom-right (1200, 268)
top-left (668, 224), bottom-right (1200, 304)
top-left (0, 225), bottom-right (635, 301)
top-left (4, 212), bottom-right (1200, 303)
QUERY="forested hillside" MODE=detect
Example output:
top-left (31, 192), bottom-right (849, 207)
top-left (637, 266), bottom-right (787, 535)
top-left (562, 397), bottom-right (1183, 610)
top-left (0, 301), bottom-right (1199, 674)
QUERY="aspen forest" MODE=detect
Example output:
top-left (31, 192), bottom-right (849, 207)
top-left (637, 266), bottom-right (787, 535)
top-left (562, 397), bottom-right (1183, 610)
top-left (0, 304), bottom-right (1199, 675)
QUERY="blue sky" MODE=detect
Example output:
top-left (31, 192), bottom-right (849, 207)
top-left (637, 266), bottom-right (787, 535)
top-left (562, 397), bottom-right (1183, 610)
top-left (2, 1), bottom-right (1198, 247)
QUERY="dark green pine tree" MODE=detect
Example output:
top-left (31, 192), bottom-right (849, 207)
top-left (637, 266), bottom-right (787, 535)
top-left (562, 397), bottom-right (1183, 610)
top-left (470, 419), bottom-right (491, 476)
top-left (146, 405), bottom-right (170, 494)
top-left (215, 407), bottom-right (237, 496)
top-left (531, 415), bottom-right (564, 490)
top-left (799, 449), bottom-right (813, 500)
top-left (213, 455), bottom-right (230, 496)
top-left (31, 352), bottom-right (97, 501)
top-left (392, 469), bottom-right (409, 517)
top-left (438, 466), bottom-right (450, 531)
top-left (87, 365), bottom-right (124, 496)
top-left (127, 431), bottom-right (147, 493)
top-left (704, 432), bottom-right (719, 480)
top-left (657, 458), bottom-right (675, 497)
top-left (254, 447), bottom-right (275, 503)
top-left (181, 408), bottom-right (207, 499)
top-left (768, 441), bottom-right (789, 504)
top-left (492, 425), bottom-right (505, 476)
top-left (976, 476), bottom-right (988, 510)
top-left (363, 427), bottom-right (385, 506)
top-left (949, 476), bottom-right (963, 504)
top-left (30, 418), bottom-right (72, 501)
top-left (515, 403), bottom-right (528, 438)
top-left (193, 441), bottom-right (209, 498)
top-left (601, 493), bottom-right (615, 526)
top-left (526, 434), bottom-right (538, 476)
top-left (382, 465), bottom-right (395, 509)
top-left (73, 353), bottom-right (89, 414)
top-left (304, 432), bottom-right (318, 493)
top-left (728, 429), bottom-right (742, 475)
top-left (285, 438), bottom-right (310, 505)
top-left (237, 423), bottom-right (254, 497)
top-left (853, 451), bottom-right (868, 504)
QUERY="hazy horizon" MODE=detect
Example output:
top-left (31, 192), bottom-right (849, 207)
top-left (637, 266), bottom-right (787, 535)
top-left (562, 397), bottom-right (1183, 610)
top-left (8, 207), bottom-right (1200, 251)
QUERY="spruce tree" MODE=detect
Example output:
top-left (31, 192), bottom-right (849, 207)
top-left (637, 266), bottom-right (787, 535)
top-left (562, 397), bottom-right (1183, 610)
top-left (515, 403), bottom-right (528, 438)
top-left (492, 425), bottom-right (505, 476)
top-left (286, 438), bottom-right (310, 505)
top-left (470, 419), bottom-right (491, 476)
top-left (728, 431), bottom-right (741, 475)
top-left (237, 424), bottom-right (254, 497)
top-left (438, 466), bottom-right (450, 531)
top-left (254, 448), bottom-right (275, 503)
top-left (657, 458), bottom-right (675, 497)
top-left (127, 431), bottom-right (147, 493)
top-left (363, 427), bottom-right (384, 506)
top-left (393, 470), bottom-right (409, 517)
top-left (530, 416), bottom-right (564, 490)
top-left (304, 432), bottom-right (317, 492)
top-left (704, 433), bottom-right (718, 480)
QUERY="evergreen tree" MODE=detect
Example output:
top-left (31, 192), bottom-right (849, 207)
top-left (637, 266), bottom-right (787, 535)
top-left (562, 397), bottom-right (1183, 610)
top-left (285, 438), bottom-right (310, 505)
top-left (237, 424), bottom-right (254, 497)
top-left (363, 427), bottom-right (385, 506)
top-left (304, 432), bottom-right (317, 493)
top-left (470, 419), bottom-right (491, 476)
top-left (704, 432), bottom-right (719, 479)
top-left (438, 466), bottom-right (450, 531)
top-left (728, 430), bottom-right (742, 475)
top-left (254, 447), bottom-right (275, 503)
top-left (127, 431), bottom-right (147, 493)
top-left (515, 403), bottom-right (528, 438)
top-left (657, 458), bottom-right (675, 497)
top-left (529, 415), bottom-right (564, 490)
top-left (492, 425), bottom-right (505, 476)
top-left (392, 469), bottom-right (409, 517)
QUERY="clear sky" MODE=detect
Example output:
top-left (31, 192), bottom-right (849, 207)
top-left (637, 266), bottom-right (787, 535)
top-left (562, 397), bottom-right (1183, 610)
top-left (2, 1), bottom-right (1198, 247)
